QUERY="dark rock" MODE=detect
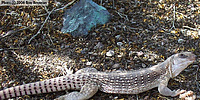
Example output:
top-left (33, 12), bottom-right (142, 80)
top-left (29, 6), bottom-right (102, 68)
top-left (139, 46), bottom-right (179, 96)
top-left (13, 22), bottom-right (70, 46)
top-left (61, 0), bottom-right (110, 36)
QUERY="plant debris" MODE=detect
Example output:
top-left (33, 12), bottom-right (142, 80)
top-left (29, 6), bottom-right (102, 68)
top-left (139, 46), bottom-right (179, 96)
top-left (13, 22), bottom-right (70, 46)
top-left (0, 0), bottom-right (200, 99)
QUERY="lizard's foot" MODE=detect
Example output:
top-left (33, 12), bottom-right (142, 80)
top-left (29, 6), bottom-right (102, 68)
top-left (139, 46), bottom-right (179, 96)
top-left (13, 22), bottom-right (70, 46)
top-left (171, 89), bottom-right (186, 97)
top-left (179, 91), bottom-right (196, 100)
top-left (55, 83), bottom-right (98, 100)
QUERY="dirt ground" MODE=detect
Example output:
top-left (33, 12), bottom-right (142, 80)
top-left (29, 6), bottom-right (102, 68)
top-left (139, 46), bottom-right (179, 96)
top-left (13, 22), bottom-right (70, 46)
top-left (0, 0), bottom-right (200, 99)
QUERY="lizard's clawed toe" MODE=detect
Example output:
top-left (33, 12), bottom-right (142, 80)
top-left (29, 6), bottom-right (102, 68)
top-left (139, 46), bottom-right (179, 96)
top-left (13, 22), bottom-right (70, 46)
top-left (174, 89), bottom-right (186, 96)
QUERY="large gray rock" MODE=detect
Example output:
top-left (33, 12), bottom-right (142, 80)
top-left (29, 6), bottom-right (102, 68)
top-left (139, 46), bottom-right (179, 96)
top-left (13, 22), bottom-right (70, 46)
top-left (61, 0), bottom-right (110, 36)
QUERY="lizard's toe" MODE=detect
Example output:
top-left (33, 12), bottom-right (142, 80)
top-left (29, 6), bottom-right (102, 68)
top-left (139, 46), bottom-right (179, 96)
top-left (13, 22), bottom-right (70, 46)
top-left (173, 89), bottom-right (186, 97)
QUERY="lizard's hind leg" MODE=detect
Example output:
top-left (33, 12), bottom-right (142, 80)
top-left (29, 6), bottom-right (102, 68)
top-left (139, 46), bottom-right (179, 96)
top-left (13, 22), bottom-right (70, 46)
top-left (55, 67), bottom-right (99, 100)
top-left (55, 83), bottom-right (98, 100)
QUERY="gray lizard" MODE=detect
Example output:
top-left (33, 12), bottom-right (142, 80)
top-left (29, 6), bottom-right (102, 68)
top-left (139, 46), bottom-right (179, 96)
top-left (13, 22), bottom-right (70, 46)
top-left (0, 52), bottom-right (196, 100)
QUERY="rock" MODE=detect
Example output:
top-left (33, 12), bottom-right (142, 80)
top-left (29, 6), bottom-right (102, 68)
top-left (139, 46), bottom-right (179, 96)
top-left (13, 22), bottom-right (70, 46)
top-left (118, 8), bottom-right (125, 13)
top-left (88, 52), bottom-right (94, 55)
top-left (117, 52), bottom-right (123, 57)
top-left (81, 48), bottom-right (88, 54)
top-left (86, 61), bottom-right (92, 65)
top-left (93, 53), bottom-right (98, 56)
top-left (94, 42), bottom-right (104, 49)
top-left (142, 63), bottom-right (146, 68)
top-left (106, 50), bottom-right (114, 57)
top-left (137, 51), bottom-right (144, 56)
top-left (178, 38), bottom-right (185, 43)
top-left (115, 35), bottom-right (121, 39)
top-left (61, 0), bottom-right (110, 36)
top-left (117, 55), bottom-right (122, 58)
top-left (112, 63), bottom-right (120, 69)
top-left (117, 42), bottom-right (123, 46)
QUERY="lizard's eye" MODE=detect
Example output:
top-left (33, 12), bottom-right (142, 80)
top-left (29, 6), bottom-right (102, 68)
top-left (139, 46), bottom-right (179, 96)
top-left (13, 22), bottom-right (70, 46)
top-left (178, 53), bottom-right (188, 58)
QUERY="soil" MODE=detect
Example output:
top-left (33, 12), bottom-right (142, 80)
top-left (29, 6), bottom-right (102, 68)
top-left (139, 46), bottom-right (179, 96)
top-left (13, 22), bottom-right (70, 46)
top-left (0, 0), bottom-right (199, 99)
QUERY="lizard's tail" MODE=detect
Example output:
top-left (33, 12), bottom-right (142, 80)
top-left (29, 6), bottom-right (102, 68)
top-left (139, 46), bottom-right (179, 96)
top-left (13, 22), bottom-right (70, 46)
top-left (0, 75), bottom-right (84, 100)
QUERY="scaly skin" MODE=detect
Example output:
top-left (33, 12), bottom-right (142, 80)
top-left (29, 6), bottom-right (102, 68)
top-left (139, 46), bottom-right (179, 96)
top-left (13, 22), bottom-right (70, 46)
top-left (0, 52), bottom-right (196, 100)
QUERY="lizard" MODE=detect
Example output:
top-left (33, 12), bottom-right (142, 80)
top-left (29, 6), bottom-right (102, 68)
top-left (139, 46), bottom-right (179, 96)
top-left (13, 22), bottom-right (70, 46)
top-left (0, 52), bottom-right (196, 100)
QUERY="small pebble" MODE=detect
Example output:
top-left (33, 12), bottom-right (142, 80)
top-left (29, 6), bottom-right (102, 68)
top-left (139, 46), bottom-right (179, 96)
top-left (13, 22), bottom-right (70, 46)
top-left (106, 50), bottom-right (114, 57)
top-left (86, 61), bottom-right (92, 65)
top-left (142, 63), bottom-right (146, 68)
top-left (88, 52), bottom-right (93, 55)
top-left (117, 52), bottom-right (123, 58)
top-left (178, 38), bottom-right (185, 43)
top-left (92, 32), bottom-right (97, 36)
top-left (93, 53), bottom-right (98, 55)
top-left (137, 51), bottom-right (144, 56)
top-left (94, 42), bottom-right (104, 49)
top-left (117, 42), bottom-right (123, 46)
top-left (115, 35), bottom-right (121, 39)
top-left (81, 48), bottom-right (88, 54)
top-left (117, 55), bottom-right (122, 57)
top-left (112, 63), bottom-right (120, 69)
top-left (129, 51), bottom-right (134, 56)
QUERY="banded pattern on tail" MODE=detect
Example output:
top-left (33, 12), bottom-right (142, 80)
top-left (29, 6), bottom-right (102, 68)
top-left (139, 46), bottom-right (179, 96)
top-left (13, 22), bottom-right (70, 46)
top-left (0, 74), bottom-right (86, 100)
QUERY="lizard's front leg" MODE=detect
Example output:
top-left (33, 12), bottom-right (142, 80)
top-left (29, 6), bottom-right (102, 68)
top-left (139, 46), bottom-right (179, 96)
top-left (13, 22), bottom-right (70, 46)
top-left (55, 83), bottom-right (98, 100)
top-left (158, 84), bottom-right (196, 100)
top-left (158, 83), bottom-right (186, 97)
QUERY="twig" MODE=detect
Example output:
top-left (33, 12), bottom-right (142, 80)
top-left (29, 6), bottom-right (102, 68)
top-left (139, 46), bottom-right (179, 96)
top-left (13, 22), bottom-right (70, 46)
top-left (195, 65), bottom-right (200, 91)
top-left (0, 26), bottom-right (32, 39)
top-left (54, 0), bottom-right (76, 12)
top-left (0, 48), bottom-right (20, 51)
top-left (171, 3), bottom-right (176, 30)
top-left (183, 26), bottom-right (198, 31)
top-left (176, 12), bottom-right (188, 19)
top-left (28, 0), bottom-right (76, 44)
top-left (136, 94), bottom-right (139, 100)
top-left (115, 11), bottom-right (129, 21)
top-left (47, 27), bottom-right (54, 45)
top-left (28, 8), bottom-right (55, 44)
top-left (37, 0), bottom-right (76, 17)
top-left (112, 0), bottom-right (114, 8)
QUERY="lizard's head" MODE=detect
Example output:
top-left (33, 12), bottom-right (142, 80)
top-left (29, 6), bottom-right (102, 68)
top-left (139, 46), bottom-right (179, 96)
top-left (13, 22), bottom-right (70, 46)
top-left (168, 52), bottom-right (196, 78)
